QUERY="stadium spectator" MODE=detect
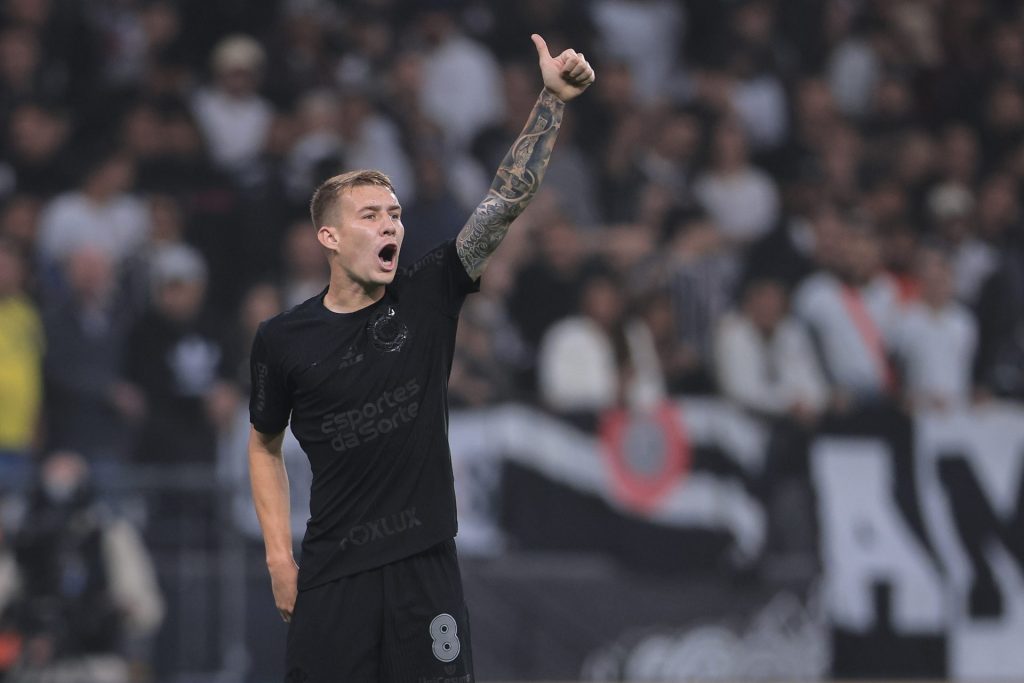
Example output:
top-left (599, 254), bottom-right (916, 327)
top-left (714, 278), bottom-right (827, 422)
top-left (788, 76), bottom-right (841, 154)
top-left (415, 4), bottom-right (504, 149)
top-left (400, 155), bottom-right (466, 266)
top-left (123, 244), bottom-right (237, 464)
top-left (538, 267), bottom-right (664, 413)
top-left (191, 34), bottom-right (273, 182)
top-left (0, 26), bottom-right (67, 125)
top-left (693, 118), bottom-right (781, 246)
top-left (590, 0), bottom-right (684, 105)
top-left (826, 17), bottom-right (883, 120)
top-left (450, 240), bottom-right (530, 408)
top-left (121, 194), bottom-right (187, 306)
top-left (602, 106), bottom-right (702, 223)
top-left (1, 0), bottom-right (99, 105)
top-left (974, 172), bottom-right (1021, 245)
top-left (878, 218), bottom-right (921, 304)
top-left (507, 212), bottom-right (588, 358)
top-left (283, 90), bottom-right (344, 205)
top-left (0, 240), bottom-right (42, 492)
top-left (662, 211), bottom-right (739, 394)
top-left (981, 80), bottom-right (1024, 160)
top-left (36, 151), bottom-right (150, 270)
top-left (698, 0), bottom-right (789, 151)
top-left (8, 451), bottom-right (163, 682)
top-left (926, 182), bottom-right (996, 305)
top-left (974, 218), bottom-right (1024, 401)
top-left (122, 103), bottom-right (234, 201)
top-left (449, 297), bottom-right (516, 409)
top-left (0, 25), bottom-right (39, 101)
top-left (577, 58), bottom-right (638, 179)
top-left (279, 219), bottom-right (330, 309)
top-left (258, 1), bottom-right (337, 105)
top-left (333, 86), bottom-right (417, 202)
top-left (892, 245), bottom-right (978, 412)
top-left (3, 102), bottom-right (72, 198)
top-left (41, 246), bottom-right (139, 461)
top-left (0, 195), bottom-right (42, 258)
top-left (793, 218), bottom-right (900, 409)
top-left (936, 123), bottom-right (980, 187)
top-left (87, 0), bottom-right (182, 89)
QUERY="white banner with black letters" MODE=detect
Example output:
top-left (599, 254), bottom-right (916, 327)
top-left (451, 400), bottom-right (1024, 680)
top-left (811, 403), bottom-right (1024, 680)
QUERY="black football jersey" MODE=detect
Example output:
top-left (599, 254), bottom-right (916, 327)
top-left (250, 240), bottom-right (479, 589)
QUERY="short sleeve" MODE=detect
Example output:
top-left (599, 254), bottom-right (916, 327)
top-left (401, 240), bottom-right (480, 316)
top-left (249, 325), bottom-right (291, 435)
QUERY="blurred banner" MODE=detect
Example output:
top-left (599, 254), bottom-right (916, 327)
top-left (449, 401), bottom-right (1024, 681)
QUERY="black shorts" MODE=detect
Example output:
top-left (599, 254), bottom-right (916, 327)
top-left (286, 538), bottom-right (473, 683)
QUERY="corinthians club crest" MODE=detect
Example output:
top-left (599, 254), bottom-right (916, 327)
top-left (368, 305), bottom-right (408, 352)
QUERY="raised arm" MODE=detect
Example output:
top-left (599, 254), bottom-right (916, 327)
top-left (456, 34), bottom-right (595, 279)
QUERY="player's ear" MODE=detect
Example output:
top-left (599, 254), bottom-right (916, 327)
top-left (317, 225), bottom-right (339, 251)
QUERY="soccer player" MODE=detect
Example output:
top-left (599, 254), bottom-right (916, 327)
top-left (248, 35), bottom-right (594, 682)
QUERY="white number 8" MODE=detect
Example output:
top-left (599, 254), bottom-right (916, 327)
top-left (429, 613), bottom-right (461, 663)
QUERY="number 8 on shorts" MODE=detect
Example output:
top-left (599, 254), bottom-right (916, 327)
top-left (429, 613), bottom-right (461, 662)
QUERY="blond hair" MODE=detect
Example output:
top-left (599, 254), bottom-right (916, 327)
top-left (309, 170), bottom-right (396, 229)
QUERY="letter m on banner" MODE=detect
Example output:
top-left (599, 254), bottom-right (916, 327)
top-left (916, 406), bottom-right (1024, 679)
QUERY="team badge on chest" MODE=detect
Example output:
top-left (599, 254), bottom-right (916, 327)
top-left (368, 305), bottom-right (408, 352)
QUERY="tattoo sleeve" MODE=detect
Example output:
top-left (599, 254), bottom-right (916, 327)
top-left (456, 89), bottom-right (566, 279)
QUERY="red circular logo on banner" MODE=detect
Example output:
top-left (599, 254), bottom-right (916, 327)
top-left (600, 401), bottom-right (691, 513)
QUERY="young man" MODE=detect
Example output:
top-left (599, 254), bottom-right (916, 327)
top-left (248, 35), bottom-right (594, 682)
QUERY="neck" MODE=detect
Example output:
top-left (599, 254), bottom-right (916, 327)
top-left (717, 160), bottom-right (744, 175)
top-left (322, 271), bottom-right (384, 313)
top-left (840, 272), bottom-right (867, 289)
top-left (78, 292), bottom-right (109, 310)
top-left (84, 186), bottom-right (113, 203)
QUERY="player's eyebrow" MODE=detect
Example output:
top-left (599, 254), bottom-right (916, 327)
top-left (358, 203), bottom-right (402, 213)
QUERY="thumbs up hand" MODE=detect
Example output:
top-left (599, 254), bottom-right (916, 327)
top-left (531, 34), bottom-right (596, 103)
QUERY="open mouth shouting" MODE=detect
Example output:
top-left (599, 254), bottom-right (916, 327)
top-left (378, 243), bottom-right (399, 271)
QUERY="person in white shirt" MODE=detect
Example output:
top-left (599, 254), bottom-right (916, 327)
top-left (715, 278), bottom-right (828, 423)
top-left (590, 0), bottom-right (685, 105)
top-left (191, 34), bottom-right (274, 176)
top-left (892, 245), bottom-right (978, 412)
top-left (693, 119), bottom-right (781, 245)
top-left (37, 152), bottom-right (150, 268)
top-left (793, 220), bottom-right (900, 407)
top-left (538, 268), bottom-right (665, 413)
top-left (926, 182), bottom-right (997, 305)
top-left (416, 8), bottom-right (504, 150)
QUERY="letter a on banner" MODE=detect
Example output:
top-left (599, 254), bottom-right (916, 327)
top-left (811, 438), bottom-right (944, 633)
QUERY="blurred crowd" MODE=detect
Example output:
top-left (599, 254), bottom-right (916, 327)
top-left (2, 0), bottom-right (1024, 677)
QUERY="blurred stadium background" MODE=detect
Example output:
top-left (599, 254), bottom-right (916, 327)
top-left (1, 0), bottom-right (1024, 681)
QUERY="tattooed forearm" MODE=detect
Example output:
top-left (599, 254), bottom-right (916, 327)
top-left (457, 89), bottom-right (566, 278)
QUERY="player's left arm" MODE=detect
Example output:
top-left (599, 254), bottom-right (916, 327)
top-left (456, 34), bottom-right (595, 280)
